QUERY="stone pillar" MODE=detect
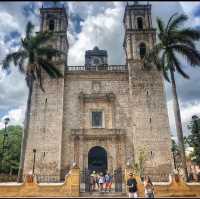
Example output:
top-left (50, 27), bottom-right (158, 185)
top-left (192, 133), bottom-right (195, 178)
top-left (79, 135), bottom-right (84, 169)
top-left (67, 164), bottom-right (80, 197)
top-left (73, 135), bottom-right (80, 165)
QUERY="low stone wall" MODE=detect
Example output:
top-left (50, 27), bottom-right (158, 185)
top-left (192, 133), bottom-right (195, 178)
top-left (125, 167), bottom-right (200, 197)
top-left (0, 167), bottom-right (80, 197)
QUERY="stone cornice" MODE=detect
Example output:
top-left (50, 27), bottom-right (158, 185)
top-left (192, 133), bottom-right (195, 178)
top-left (70, 128), bottom-right (126, 140)
top-left (79, 92), bottom-right (115, 103)
top-left (65, 72), bottom-right (129, 81)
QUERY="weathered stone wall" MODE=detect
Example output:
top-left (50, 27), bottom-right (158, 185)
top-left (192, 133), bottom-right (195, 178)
top-left (128, 60), bottom-right (172, 177)
top-left (23, 63), bottom-right (65, 177)
top-left (125, 167), bottom-right (200, 197)
top-left (0, 167), bottom-right (80, 197)
top-left (61, 71), bottom-right (132, 173)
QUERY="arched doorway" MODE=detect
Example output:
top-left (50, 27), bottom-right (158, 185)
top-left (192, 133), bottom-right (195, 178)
top-left (88, 146), bottom-right (107, 174)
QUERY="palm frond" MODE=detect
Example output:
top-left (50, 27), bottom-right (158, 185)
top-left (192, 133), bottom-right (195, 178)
top-left (171, 44), bottom-right (200, 66)
top-left (171, 52), bottom-right (190, 79)
top-left (26, 21), bottom-right (34, 40)
top-left (167, 14), bottom-right (188, 32)
top-left (38, 58), bottom-right (63, 78)
top-left (162, 67), bottom-right (170, 82)
top-left (166, 12), bottom-right (178, 32)
top-left (31, 31), bottom-right (53, 48)
top-left (168, 33), bottom-right (196, 49)
top-left (156, 17), bottom-right (165, 34)
top-left (36, 47), bottom-right (65, 57)
top-left (35, 64), bottom-right (45, 92)
top-left (175, 28), bottom-right (200, 41)
top-left (144, 43), bottom-right (163, 70)
top-left (18, 53), bottom-right (28, 74)
top-left (2, 51), bottom-right (27, 70)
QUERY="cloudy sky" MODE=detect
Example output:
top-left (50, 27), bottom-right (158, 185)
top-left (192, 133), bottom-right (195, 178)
top-left (0, 1), bottom-right (200, 139)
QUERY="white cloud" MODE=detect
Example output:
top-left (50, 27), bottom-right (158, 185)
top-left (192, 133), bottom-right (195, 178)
top-left (0, 1), bottom-right (200, 139)
top-left (0, 105), bottom-right (25, 129)
top-left (167, 99), bottom-right (200, 137)
top-left (68, 2), bottom-right (125, 65)
top-left (179, 2), bottom-right (200, 14)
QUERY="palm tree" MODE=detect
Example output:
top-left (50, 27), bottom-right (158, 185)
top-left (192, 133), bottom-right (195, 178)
top-left (144, 13), bottom-right (200, 181)
top-left (2, 21), bottom-right (64, 182)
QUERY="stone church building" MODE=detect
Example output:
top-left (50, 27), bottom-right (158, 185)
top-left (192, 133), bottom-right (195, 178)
top-left (23, 2), bottom-right (173, 181)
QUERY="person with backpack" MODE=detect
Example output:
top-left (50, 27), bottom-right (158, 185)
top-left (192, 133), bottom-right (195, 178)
top-left (127, 172), bottom-right (138, 198)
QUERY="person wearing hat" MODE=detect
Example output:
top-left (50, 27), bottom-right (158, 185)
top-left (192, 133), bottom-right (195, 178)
top-left (127, 172), bottom-right (138, 198)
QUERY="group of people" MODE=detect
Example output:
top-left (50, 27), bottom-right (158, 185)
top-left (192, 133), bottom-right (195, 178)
top-left (127, 173), bottom-right (154, 198)
top-left (90, 171), bottom-right (113, 192)
top-left (89, 170), bottom-right (154, 198)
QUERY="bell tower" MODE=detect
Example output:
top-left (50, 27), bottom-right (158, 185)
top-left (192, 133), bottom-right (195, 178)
top-left (40, 4), bottom-right (68, 65)
top-left (23, 4), bottom-right (68, 179)
top-left (124, 2), bottom-right (173, 179)
top-left (123, 2), bottom-right (156, 61)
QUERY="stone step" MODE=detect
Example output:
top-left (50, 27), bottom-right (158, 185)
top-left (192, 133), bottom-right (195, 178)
top-left (80, 191), bottom-right (127, 198)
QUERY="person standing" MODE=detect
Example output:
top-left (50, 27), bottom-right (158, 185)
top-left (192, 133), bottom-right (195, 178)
top-left (98, 172), bottom-right (105, 192)
top-left (90, 171), bottom-right (97, 191)
top-left (104, 172), bottom-right (113, 192)
top-left (144, 176), bottom-right (154, 198)
top-left (96, 172), bottom-right (100, 190)
top-left (127, 173), bottom-right (138, 198)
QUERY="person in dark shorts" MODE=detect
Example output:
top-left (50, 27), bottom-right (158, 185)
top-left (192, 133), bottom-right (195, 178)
top-left (127, 172), bottom-right (138, 198)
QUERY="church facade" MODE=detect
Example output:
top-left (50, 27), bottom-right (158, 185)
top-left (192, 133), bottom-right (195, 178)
top-left (23, 3), bottom-right (173, 181)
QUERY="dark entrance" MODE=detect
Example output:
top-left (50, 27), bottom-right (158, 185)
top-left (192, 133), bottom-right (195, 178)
top-left (88, 146), bottom-right (107, 174)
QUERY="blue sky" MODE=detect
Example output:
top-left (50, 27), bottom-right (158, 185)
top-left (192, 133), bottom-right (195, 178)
top-left (0, 1), bottom-right (200, 139)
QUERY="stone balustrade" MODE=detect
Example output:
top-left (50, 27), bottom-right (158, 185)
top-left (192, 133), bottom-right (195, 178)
top-left (66, 65), bottom-right (128, 72)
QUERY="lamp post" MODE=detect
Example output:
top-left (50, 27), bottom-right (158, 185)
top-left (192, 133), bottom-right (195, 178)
top-left (0, 117), bottom-right (10, 172)
top-left (32, 149), bottom-right (36, 175)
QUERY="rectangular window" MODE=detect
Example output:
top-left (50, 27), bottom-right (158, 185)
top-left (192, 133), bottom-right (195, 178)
top-left (92, 111), bottom-right (103, 128)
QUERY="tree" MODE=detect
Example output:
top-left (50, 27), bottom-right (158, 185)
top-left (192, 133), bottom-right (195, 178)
top-left (133, 148), bottom-right (147, 179)
top-left (2, 21), bottom-right (64, 181)
top-left (0, 125), bottom-right (22, 175)
top-left (171, 139), bottom-right (182, 172)
top-left (144, 13), bottom-right (200, 181)
top-left (187, 115), bottom-right (200, 165)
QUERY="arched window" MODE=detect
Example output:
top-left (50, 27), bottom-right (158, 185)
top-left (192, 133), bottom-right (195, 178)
top-left (139, 43), bottom-right (146, 59)
top-left (137, 17), bottom-right (143, 30)
top-left (49, 20), bottom-right (55, 31)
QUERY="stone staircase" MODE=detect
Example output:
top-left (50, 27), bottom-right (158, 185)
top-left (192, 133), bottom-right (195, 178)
top-left (80, 191), bottom-right (127, 198)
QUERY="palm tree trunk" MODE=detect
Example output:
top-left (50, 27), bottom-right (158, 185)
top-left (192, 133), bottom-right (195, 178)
top-left (17, 75), bottom-right (34, 182)
top-left (170, 68), bottom-right (188, 181)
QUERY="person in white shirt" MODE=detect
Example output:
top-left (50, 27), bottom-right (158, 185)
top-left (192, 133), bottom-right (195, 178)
top-left (98, 172), bottom-right (105, 192)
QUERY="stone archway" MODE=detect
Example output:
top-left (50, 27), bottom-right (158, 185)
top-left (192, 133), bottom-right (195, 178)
top-left (88, 146), bottom-right (107, 174)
